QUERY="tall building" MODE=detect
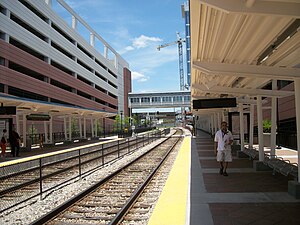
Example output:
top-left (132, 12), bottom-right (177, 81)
top-left (181, 1), bottom-right (191, 89)
top-left (0, 0), bottom-right (131, 143)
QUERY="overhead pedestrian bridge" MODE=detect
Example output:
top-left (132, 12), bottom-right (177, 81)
top-left (128, 91), bottom-right (191, 109)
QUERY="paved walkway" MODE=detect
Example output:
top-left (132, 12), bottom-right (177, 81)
top-left (190, 130), bottom-right (300, 225)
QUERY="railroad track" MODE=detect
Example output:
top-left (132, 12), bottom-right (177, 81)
top-left (0, 131), bottom-right (161, 213)
top-left (118, 134), bottom-right (182, 224)
top-left (31, 129), bottom-right (183, 225)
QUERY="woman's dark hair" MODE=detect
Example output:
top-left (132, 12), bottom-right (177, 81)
top-left (3, 129), bottom-right (7, 132)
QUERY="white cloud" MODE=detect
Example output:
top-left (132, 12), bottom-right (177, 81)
top-left (131, 71), bottom-right (149, 82)
top-left (120, 35), bottom-right (162, 54)
top-left (125, 46), bottom-right (135, 51)
top-left (132, 35), bottom-right (162, 49)
top-left (128, 45), bottom-right (178, 71)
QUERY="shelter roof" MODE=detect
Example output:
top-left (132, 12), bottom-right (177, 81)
top-left (190, 0), bottom-right (300, 112)
top-left (0, 94), bottom-right (116, 118)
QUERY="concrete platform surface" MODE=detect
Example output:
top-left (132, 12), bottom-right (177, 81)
top-left (190, 130), bottom-right (300, 225)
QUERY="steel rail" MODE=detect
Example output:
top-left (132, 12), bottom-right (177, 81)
top-left (0, 131), bottom-right (160, 213)
top-left (29, 131), bottom-right (179, 225)
top-left (109, 129), bottom-right (183, 225)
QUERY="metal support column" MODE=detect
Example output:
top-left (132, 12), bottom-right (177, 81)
top-left (49, 115), bottom-right (53, 143)
top-left (257, 96), bottom-right (264, 161)
top-left (83, 117), bottom-right (86, 139)
top-left (294, 78), bottom-right (300, 182)
top-left (79, 118), bottom-right (82, 138)
top-left (44, 121), bottom-right (48, 143)
top-left (95, 119), bottom-right (98, 137)
top-left (271, 80), bottom-right (277, 156)
top-left (239, 103), bottom-right (244, 152)
top-left (249, 104), bottom-right (254, 149)
top-left (64, 117), bottom-right (67, 140)
top-left (69, 116), bottom-right (72, 141)
top-left (91, 118), bottom-right (94, 138)
top-left (22, 114), bottom-right (26, 147)
top-left (217, 112), bottom-right (221, 129)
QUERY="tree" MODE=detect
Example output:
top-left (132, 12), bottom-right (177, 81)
top-left (113, 114), bottom-right (121, 132)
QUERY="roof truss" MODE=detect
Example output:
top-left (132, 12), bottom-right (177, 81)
top-left (192, 61), bottom-right (300, 80)
top-left (192, 83), bottom-right (294, 98)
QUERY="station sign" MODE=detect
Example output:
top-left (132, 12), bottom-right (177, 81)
top-left (0, 106), bottom-right (17, 115)
top-left (193, 98), bottom-right (237, 109)
top-left (26, 114), bottom-right (51, 121)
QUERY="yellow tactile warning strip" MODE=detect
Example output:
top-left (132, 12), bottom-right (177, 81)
top-left (0, 138), bottom-right (123, 168)
top-left (0, 129), bottom-right (160, 168)
top-left (148, 136), bottom-right (191, 225)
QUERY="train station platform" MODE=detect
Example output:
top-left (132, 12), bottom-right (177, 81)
top-left (1, 129), bottom-right (300, 224)
top-left (149, 129), bottom-right (300, 225)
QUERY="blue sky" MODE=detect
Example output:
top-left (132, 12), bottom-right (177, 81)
top-left (52, 0), bottom-right (186, 93)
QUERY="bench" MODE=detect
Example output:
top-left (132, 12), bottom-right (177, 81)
top-left (243, 147), bottom-right (259, 160)
top-left (264, 155), bottom-right (298, 180)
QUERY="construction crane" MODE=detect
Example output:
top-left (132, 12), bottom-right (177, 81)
top-left (157, 32), bottom-right (186, 91)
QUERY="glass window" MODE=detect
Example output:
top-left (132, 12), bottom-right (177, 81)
top-left (184, 95), bottom-right (190, 101)
top-left (152, 97), bottom-right (160, 102)
top-left (173, 96), bottom-right (182, 102)
top-left (130, 97), bottom-right (139, 103)
top-left (162, 96), bottom-right (172, 102)
top-left (141, 97), bottom-right (150, 103)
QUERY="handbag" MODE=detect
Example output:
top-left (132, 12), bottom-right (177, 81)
top-left (1, 136), bottom-right (6, 144)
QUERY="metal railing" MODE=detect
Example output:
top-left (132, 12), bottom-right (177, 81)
top-left (0, 129), bottom-right (167, 213)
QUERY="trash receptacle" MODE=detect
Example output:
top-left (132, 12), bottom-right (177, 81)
top-left (26, 138), bottom-right (31, 151)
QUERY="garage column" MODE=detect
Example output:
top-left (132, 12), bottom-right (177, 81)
top-left (45, 0), bottom-right (52, 7)
top-left (257, 96), bottom-right (264, 161)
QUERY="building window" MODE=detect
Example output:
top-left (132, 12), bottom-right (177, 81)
top-left (184, 95), bottom-right (190, 101)
top-left (152, 97), bottom-right (160, 103)
top-left (162, 96), bottom-right (172, 102)
top-left (141, 97), bottom-right (150, 103)
top-left (130, 98), bottom-right (139, 103)
top-left (173, 96), bottom-right (182, 102)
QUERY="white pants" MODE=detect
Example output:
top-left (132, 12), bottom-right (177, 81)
top-left (217, 150), bottom-right (232, 162)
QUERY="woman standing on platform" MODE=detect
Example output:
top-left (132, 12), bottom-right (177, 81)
top-left (1, 129), bottom-right (8, 158)
top-left (214, 121), bottom-right (233, 176)
top-left (10, 128), bottom-right (20, 157)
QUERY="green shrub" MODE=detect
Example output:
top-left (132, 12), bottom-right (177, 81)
top-left (263, 119), bottom-right (271, 133)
